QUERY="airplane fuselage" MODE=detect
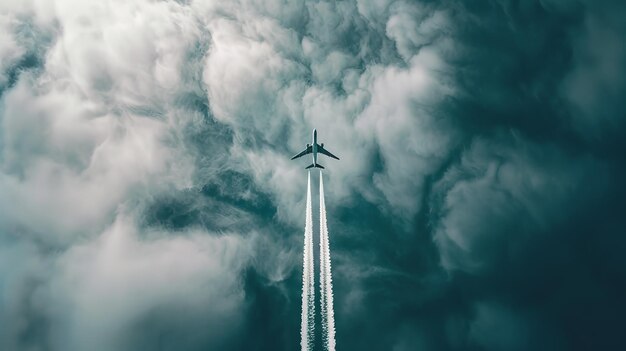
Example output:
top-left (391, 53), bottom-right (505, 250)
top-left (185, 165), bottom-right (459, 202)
top-left (312, 129), bottom-right (318, 165)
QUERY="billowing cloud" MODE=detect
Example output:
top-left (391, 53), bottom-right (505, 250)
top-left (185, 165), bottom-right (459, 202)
top-left (1, 0), bottom-right (626, 350)
top-left (0, 214), bottom-right (256, 351)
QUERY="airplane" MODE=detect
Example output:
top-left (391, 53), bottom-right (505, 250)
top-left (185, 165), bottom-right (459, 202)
top-left (291, 129), bottom-right (339, 169)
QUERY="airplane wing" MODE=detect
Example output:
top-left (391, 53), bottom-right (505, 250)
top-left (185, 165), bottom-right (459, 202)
top-left (318, 144), bottom-right (339, 160)
top-left (291, 145), bottom-right (312, 160)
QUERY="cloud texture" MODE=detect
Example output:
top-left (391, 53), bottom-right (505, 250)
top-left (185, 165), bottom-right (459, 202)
top-left (1, 0), bottom-right (625, 350)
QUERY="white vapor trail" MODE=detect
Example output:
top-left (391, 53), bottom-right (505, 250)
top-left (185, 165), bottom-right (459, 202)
top-left (301, 171), bottom-right (315, 351)
top-left (319, 173), bottom-right (336, 351)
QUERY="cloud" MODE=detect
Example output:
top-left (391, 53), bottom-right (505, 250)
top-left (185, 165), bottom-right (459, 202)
top-left (468, 301), bottom-right (531, 351)
top-left (199, 0), bottom-right (459, 223)
top-left (0, 0), bottom-right (206, 243)
top-left (0, 77), bottom-right (192, 244)
top-left (0, 213), bottom-right (256, 351)
top-left (560, 0), bottom-right (626, 145)
top-left (431, 132), bottom-right (607, 274)
top-left (47, 215), bottom-right (254, 351)
top-left (1, 0), bottom-right (626, 350)
top-left (0, 1), bottom-right (254, 349)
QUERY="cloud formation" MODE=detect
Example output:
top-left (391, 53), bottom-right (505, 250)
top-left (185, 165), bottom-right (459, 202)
top-left (1, 0), bottom-right (626, 350)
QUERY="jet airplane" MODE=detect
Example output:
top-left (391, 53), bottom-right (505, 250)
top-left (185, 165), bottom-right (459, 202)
top-left (291, 129), bottom-right (339, 169)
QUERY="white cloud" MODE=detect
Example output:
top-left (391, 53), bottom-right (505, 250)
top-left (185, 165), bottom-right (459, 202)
top-left (7, 0), bottom-right (615, 348)
top-left (0, 2), bottom-right (246, 348)
top-left (45, 215), bottom-right (254, 351)
top-left (197, 0), bottom-right (458, 222)
top-left (0, 0), bottom-right (204, 243)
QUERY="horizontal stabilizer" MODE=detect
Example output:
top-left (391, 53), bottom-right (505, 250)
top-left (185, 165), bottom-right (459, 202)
top-left (305, 163), bottom-right (324, 169)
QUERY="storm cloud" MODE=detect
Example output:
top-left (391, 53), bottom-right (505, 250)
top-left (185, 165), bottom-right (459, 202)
top-left (1, 0), bottom-right (625, 350)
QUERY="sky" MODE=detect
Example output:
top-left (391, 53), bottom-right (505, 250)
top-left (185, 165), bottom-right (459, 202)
top-left (1, 0), bottom-right (625, 350)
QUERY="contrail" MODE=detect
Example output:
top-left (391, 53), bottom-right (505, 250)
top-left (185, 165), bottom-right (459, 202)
top-left (319, 173), bottom-right (336, 351)
top-left (300, 171), bottom-right (315, 351)
top-left (319, 177), bottom-right (327, 349)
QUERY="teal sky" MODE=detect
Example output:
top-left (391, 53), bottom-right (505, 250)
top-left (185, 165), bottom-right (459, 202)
top-left (1, 0), bottom-right (625, 350)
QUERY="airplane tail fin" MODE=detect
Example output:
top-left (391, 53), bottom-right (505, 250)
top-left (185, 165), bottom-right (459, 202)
top-left (305, 163), bottom-right (324, 169)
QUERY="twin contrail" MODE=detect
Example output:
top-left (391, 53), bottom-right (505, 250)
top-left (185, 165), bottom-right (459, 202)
top-left (300, 171), bottom-right (336, 351)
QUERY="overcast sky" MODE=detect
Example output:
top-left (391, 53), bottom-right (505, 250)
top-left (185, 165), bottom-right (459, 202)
top-left (1, 0), bottom-right (625, 350)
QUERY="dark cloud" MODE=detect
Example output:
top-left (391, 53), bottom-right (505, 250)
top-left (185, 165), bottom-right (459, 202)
top-left (1, 0), bottom-right (625, 350)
